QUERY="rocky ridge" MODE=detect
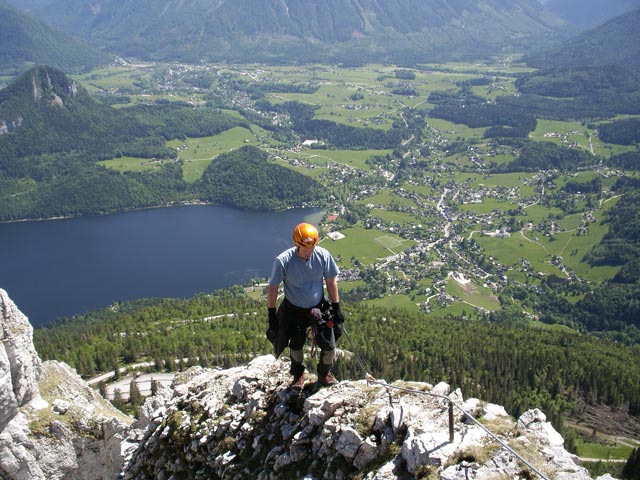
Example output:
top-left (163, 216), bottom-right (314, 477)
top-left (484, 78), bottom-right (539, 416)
top-left (0, 288), bottom-right (611, 479)
top-left (123, 356), bottom-right (592, 480)
top-left (0, 289), bottom-right (132, 480)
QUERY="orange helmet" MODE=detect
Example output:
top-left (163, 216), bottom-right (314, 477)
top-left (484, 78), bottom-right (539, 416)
top-left (292, 222), bottom-right (319, 248)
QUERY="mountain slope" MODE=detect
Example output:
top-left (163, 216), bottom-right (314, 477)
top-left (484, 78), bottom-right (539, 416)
top-left (545, 0), bottom-right (640, 28)
top-left (0, 0), bottom-right (110, 75)
top-left (11, 0), bottom-right (567, 64)
top-left (524, 7), bottom-right (640, 69)
top-left (0, 65), bottom-right (128, 163)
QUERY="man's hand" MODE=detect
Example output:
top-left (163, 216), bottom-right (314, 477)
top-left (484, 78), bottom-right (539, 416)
top-left (268, 307), bottom-right (278, 330)
top-left (332, 302), bottom-right (345, 324)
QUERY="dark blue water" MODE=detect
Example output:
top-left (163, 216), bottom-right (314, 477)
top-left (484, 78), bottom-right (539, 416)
top-left (0, 205), bottom-right (319, 328)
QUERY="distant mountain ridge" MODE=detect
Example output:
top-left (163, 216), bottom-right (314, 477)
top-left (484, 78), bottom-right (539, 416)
top-left (525, 7), bottom-right (640, 69)
top-left (545, 0), bottom-right (640, 28)
top-left (10, 0), bottom-right (567, 64)
top-left (0, 0), bottom-right (110, 75)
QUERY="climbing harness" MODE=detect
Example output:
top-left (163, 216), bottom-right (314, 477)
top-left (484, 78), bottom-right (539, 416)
top-left (339, 323), bottom-right (550, 480)
top-left (308, 305), bottom-right (334, 358)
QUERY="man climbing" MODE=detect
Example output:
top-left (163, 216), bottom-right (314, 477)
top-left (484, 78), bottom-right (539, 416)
top-left (267, 222), bottom-right (345, 389)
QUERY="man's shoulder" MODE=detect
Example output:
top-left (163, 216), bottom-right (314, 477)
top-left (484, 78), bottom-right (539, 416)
top-left (276, 247), bottom-right (297, 262)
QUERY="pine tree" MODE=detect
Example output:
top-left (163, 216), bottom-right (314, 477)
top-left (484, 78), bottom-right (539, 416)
top-left (129, 379), bottom-right (143, 408)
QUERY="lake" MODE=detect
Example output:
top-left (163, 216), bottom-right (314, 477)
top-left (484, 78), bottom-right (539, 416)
top-left (0, 205), bottom-right (320, 328)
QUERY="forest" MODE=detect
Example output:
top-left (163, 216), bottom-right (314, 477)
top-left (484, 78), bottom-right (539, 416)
top-left (196, 146), bottom-right (324, 210)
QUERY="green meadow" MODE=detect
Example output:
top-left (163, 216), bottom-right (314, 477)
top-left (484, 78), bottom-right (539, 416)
top-left (168, 126), bottom-right (259, 181)
top-left (320, 227), bottom-right (413, 267)
top-left (371, 209), bottom-right (424, 226)
top-left (100, 126), bottom-right (262, 182)
top-left (291, 148), bottom-right (391, 171)
top-left (446, 277), bottom-right (500, 311)
top-left (360, 190), bottom-right (417, 208)
top-left (426, 117), bottom-right (487, 141)
top-left (98, 156), bottom-right (165, 172)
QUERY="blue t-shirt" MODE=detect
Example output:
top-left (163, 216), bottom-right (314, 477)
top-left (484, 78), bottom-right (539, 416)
top-left (269, 246), bottom-right (340, 309)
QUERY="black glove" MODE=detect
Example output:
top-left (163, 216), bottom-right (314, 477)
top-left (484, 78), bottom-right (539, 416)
top-left (268, 307), bottom-right (278, 330)
top-left (332, 302), bottom-right (345, 324)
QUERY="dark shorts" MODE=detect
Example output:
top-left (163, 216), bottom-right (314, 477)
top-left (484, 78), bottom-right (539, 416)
top-left (278, 298), bottom-right (336, 351)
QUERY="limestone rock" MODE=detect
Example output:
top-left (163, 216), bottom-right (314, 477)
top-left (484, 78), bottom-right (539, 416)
top-left (123, 355), bottom-right (595, 480)
top-left (0, 290), bottom-right (133, 479)
top-left (0, 289), bottom-right (42, 429)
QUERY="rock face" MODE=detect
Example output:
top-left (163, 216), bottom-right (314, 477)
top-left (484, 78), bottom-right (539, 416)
top-left (0, 289), bottom-right (133, 480)
top-left (123, 355), bottom-right (592, 480)
top-left (0, 289), bottom-right (41, 430)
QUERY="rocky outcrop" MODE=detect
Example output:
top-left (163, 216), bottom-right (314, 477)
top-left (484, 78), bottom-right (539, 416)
top-left (0, 289), bottom-right (42, 430)
top-left (0, 289), bottom-right (133, 480)
top-left (123, 355), bottom-right (593, 480)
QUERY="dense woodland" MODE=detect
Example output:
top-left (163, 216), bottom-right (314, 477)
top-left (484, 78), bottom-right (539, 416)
top-left (33, 291), bottom-right (640, 434)
top-left (196, 146), bottom-right (323, 210)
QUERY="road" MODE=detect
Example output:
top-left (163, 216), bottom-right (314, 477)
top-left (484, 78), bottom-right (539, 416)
top-left (102, 372), bottom-right (176, 400)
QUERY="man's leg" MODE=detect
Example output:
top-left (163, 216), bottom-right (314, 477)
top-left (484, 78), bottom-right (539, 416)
top-left (289, 329), bottom-right (307, 388)
top-left (316, 326), bottom-right (338, 385)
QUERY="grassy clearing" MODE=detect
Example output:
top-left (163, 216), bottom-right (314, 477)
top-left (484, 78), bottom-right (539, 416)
top-left (321, 227), bottom-right (413, 267)
top-left (371, 209), bottom-right (424, 226)
top-left (402, 183), bottom-right (439, 198)
top-left (476, 233), bottom-right (561, 274)
top-left (425, 300), bottom-right (484, 319)
top-left (446, 277), bottom-right (500, 311)
top-left (73, 66), bottom-right (153, 92)
top-left (291, 148), bottom-right (391, 171)
top-left (167, 126), bottom-right (260, 182)
top-left (360, 190), bottom-right (417, 208)
top-left (530, 119), bottom-right (608, 156)
top-left (522, 204), bottom-right (564, 224)
top-left (426, 117), bottom-right (486, 141)
top-left (98, 156), bottom-right (164, 172)
top-left (101, 126), bottom-right (262, 182)
top-left (366, 294), bottom-right (420, 311)
top-left (459, 198), bottom-right (520, 215)
top-left (575, 438), bottom-right (634, 460)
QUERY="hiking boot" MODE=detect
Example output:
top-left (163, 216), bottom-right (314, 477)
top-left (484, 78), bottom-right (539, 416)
top-left (292, 373), bottom-right (305, 389)
top-left (318, 371), bottom-right (338, 386)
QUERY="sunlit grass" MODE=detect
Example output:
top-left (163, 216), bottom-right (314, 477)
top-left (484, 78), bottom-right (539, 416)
top-left (371, 209), bottom-right (424, 226)
top-left (320, 227), bottom-right (413, 267)
top-left (446, 277), bottom-right (500, 311)
top-left (426, 117), bottom-right (487, 141)
top-left (291, 148), bottom-right (391, 171)
top-left (167, 126), bottom-right (260, 182)
top-left (359, 190), bottom-right (416, 208)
